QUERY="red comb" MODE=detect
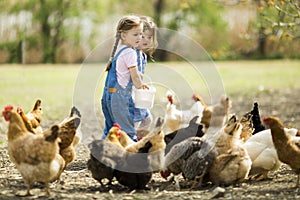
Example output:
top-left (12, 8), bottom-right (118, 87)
top-left (116, 130), bottom-right (121, 137)
top-left (4, 105), bottom-right (14, 111)
top-left (113, 123), bottom-right (121, 129)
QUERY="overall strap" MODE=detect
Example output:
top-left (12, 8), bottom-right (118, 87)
top-left (113, 46), bottom-right (130, 61)
top-left (136, 49), bottom-right (141, 71)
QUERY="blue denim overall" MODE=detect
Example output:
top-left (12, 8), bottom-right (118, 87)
top-left (101, 46), bottom-right (137, 141)
top-left (133, 49), bottom-right (150, 122)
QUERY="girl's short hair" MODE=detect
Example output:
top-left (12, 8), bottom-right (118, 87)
top-left (106, 15), bottom-right (143, 71)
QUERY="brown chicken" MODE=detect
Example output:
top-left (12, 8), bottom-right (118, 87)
top-left (201, 95), bottom-right (232, 130)
top-left (57, 106), bottom-right (81, 169)
top-left (2, 105), bottom-right (65, 196)
top-left (17, 99), bottom-right (43, 134)
top-left (263, 116), bottom-right (300, 187)
top-left (239, 113), bottom-right (254, 143)
top-left (105, 123), bottom-right (135, 148)
top-left (208, 114), bottom-right (252, 186)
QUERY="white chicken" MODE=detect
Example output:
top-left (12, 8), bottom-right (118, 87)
top-left (242, 127), bottom-right (299, 181)
top-left (164, 91), bottom-right (205, 133)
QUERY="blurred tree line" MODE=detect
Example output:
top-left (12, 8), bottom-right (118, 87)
top-left (0, 0), bottom-right (299, 63)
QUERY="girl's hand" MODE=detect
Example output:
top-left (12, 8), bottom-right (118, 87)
top-left (140, 84), bottom-right (149, 90)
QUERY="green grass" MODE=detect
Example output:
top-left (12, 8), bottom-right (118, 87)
top-left (0, 60), bottom-right (299, 120)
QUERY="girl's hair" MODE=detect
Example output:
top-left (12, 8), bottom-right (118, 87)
top-left (140, 16), bottom-right (158, 59)
top-left (106, 15), bottom-right (142, 71)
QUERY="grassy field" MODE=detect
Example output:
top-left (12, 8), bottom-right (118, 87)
top-left (0, 60), bottom-right (299, 120)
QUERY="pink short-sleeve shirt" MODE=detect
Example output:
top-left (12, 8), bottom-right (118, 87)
top-left (115, 45), bottom-right (137, 89)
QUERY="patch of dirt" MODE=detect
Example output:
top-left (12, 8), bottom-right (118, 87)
top-left (1, 88), bottom-right (300, 199)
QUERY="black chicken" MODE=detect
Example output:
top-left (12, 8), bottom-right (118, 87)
top-left (247, 102), bottom-right (266, 134)
top-left (87, 140), bottom-right (125, 186)
top-left (164, 116), bottom-right (205, 154)
top-left (114, 141), bottom-right (153, 190)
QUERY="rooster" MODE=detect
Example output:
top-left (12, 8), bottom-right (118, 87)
top-left (263, 116), bottom-right (300, 187)
top-left (208, 114), bottom-right (252, 186)
top-left (2, 105), bottom-right (65, 196)
top-left (17, 99), bottom-right (43, 134)
top-left (164, 91), bottom-right (205, 133)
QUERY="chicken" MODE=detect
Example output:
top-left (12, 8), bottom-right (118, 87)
top-left (208, 114), bottom-right (252, 186)
top-left (160, 137), bottom-right (217, 189)
top-left (125, 117), bottom-right (166, 171)
top-left (114, 141), bottom-right (153, 190)
top-left (239, 113), bottom-right (254, 143)
top-left (105, 123), bottom-right (135, 148)
top-left (57, 106), bottom-right (82, 169)
top-left (88, 131), bottom-right (154, 190)
top-left (164, 116), bottom-right (205, 154)
top-left (2, 105), bottom-right (65, 196)
top-left (201, 95), bottom-right (232, 130)
top-left (246, 102), bottom-right (266, 134)
top-left (87, 139), bottom-right (125, 186)
top-left (164, 91), bottom-right (205, 133)
top-left (17, 99), bottom-right (43, 134)
top-left (242, 127), bottom-right (298, 181)
top-left (263, 116), bottom-right (300, 187)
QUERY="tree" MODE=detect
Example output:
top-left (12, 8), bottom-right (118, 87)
top-left (255, 0), bottom-right (300, 57)
top-left (1, 0), bottom-right (107, 63)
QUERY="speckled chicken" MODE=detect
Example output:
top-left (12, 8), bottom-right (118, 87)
top-left (160, 137), bottom-right (217, 188)
top-left (263, 116), bottom-right (300, 187)
top-left (239, 113), bottom-right (254, 143)
top-left (2, 105), bottom-right (65, 196)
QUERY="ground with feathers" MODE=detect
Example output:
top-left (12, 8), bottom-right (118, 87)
top-left (0, 88), bottom-right (300, 199)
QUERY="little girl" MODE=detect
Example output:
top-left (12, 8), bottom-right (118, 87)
top-left (134, 16), bottom-right (158, 137)
top-left (101, 15), bottom-right (148, 142)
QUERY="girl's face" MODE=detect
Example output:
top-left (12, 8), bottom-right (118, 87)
top-left (138, 29), bottom-right (153, 50)
top-left (121, 25), bottom-right (143, 48)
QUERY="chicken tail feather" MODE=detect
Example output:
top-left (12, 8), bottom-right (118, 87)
top-left (70, 106), bottom-right (81, 118)
top-left (46, 125), bottom-right (59, 142)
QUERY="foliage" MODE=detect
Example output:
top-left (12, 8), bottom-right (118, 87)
top-left (1, 0), bottom-right (107, 63)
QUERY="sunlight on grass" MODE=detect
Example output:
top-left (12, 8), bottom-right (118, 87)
top-left (0, 60), bottom-right (299, 120)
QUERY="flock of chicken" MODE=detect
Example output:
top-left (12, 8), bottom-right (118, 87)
top-left (2, 92), bottom-right (300, 196)
top-left (2, 100), bottom-right (81, 196)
